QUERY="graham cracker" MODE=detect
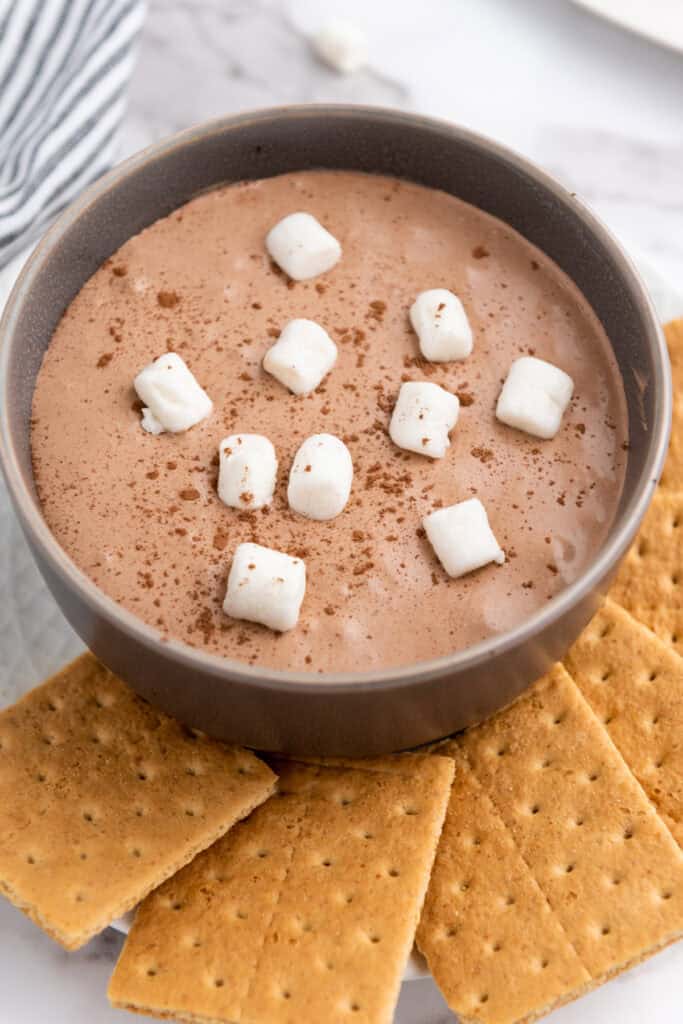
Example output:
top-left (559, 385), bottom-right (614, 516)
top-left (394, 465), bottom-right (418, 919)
top-left (565, 598), bottom-right (683, 846)
top-left (660, 318), bottom-right (683, 491)
top-left (418, 664), bottom-right (683, 1024)
top-left (609, 489), bottom-right (683, 655)
top-left (417, 746), bottom-right (590, 1024)
top-left (108, 753), bottom-right (454, 1024)
top-left (0, 653), bottom-right (276, 950)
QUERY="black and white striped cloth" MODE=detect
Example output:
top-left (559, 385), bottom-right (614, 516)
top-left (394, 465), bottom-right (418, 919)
top-left (0, 0), bottom-right (146, 269)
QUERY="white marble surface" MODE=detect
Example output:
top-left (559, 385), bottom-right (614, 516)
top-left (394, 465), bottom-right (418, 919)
top-left (3, 1), bottom-right (683, 1022)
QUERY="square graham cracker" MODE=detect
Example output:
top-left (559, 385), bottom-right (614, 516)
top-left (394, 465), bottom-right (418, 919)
top-left (565, 599), bottom-right (683, 846)
top-left (609, 490), bottom-right (683, 655)
top-left (660, 318), bottom-right (683, 491)
top-left (417, 664), bottom-right (683, 1024)
top-left (108, 753), bottom-right (454, 1024)
top-left (0, 653), bottom-right (276, 950)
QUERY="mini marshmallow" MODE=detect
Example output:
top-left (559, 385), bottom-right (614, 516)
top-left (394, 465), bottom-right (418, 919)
top-left (410, 289), bottom-right (473, 362)
top-left (423, 499), bottom-right (505, 579)
top-left (312, 19), bottom-right (369, 74)
top-left (223, 542), bottom-right (306, 632)
top-left (263, 318), bottom-right (337, 395)
top-left (496, 356), bottom-right (574, 440)
top-left (218, 434), bottom-right (278, 511)
top-left (288, 433), bottom-right (353, 521)
top-left (266, 212), bottom-right (341, 281)
top-left (134, 352), bottom-right (212, 434)
top-left (389, 381), bottom-right (460, 458)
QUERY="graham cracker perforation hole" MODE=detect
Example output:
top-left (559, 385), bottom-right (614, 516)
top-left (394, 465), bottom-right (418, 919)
top-left (610, 876), bottom-right (621, 886)
top-left (349, 1001), bottom-right (361, 1013)
top-left (401, 805), bottom-right (419, 816)
top-left (479, 994), bottom-right (490, 1005)
top-left (636, 541), bottom-right (648, 558)
top-left (491, 941), bottom-right (502, 953)
top-left (539, 958), bottom-right (550, 970)
top-left (36, 772), bottom-right (46, 783)
top-left (564, 863), bottom-right (575, 874)
top-left (82, 810), bottom-right (96, 824)
top-left (445, 926), bottom-right (458, 939)
top-left (504, 895), bottom-right (515, 906)
top-left (135, 807), bottom-right (146, 817)
top-left (130, 848), bottom-right (142, 859)
top-left (599, 623), bottom-right (612, 637)
top-left (529, 804), bottom-right (541, 815)
top-left (387, 867), bottom-right (400, 878)
top-left (235, 909), bottom-right (248, 920)
top-left (281, 989), bottom-right (291, 1000)
top-left (600, 670), bottom-right (612, 682)
top-left (660, 890), bottom-right (673, 901)
top-left (146, 968), bottom-right (158, 978)
top-left (600, 925), bottom-right (611, 936)
top-left (26, 854), bottom-right (36, 865)
top-left (587, 771), bottom-right (600, 783)
top-left (256, 849), bottom-right (269, 859)
top-left (214, 979), bottom-right (225, 989)
top-left (623, 827), bottom-right (634, 841)
top-left (367, 933), bottom-right (381, 944)
top-left (79, 852), bottom-right (87, 861)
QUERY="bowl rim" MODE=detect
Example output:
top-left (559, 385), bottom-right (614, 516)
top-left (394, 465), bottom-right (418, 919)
top-left (0, 103), bottom-right (672, 695)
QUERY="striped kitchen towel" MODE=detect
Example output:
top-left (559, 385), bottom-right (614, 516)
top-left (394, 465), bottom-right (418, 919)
top-left (0, 0), bottom-right (146, 269)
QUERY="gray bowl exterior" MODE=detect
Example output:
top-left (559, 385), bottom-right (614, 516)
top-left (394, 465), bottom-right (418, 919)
top-left (0, 107), bottom-right (671, 756)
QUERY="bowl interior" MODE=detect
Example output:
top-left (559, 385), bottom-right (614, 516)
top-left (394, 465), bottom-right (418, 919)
top-left (0, 106), bottom-right (669, 695)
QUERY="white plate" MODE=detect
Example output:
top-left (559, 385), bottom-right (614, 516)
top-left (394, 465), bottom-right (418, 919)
top-left (570, 0), bottom-right (683, 57)
top-left (1, 248), bottom-right (681, 992)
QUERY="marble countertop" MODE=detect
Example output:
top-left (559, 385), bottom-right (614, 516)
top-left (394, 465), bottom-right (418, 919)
top-left (2, 1), bottom-right (683, 1021)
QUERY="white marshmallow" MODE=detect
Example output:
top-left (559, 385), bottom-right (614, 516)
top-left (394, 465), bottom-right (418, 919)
top-left (423, 499), bottom-right (505, 579)
top-left (288, 433), bottom-right (353, 521)
top-left (389, 381), bottom-right (460, 458)
top-left (410, 289), bottom-right (473, 362)
top-left (263, 318), bottom-right (337, 395)
top-left (312, 19), bottom-right (369, 74)
top-left (266, 212), bottom-right (341, 281)
top-left (134, 352), bottom-right (212, 434)
top-left (496, 356), bottom-right (574, 440)
top-left (223, 542), bottom-right (306, 632)
top-left (218, 434), bottom-right (278, 511)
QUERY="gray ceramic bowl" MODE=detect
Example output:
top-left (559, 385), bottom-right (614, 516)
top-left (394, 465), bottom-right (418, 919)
top-left (0, 106), bottom-right (671, 756)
